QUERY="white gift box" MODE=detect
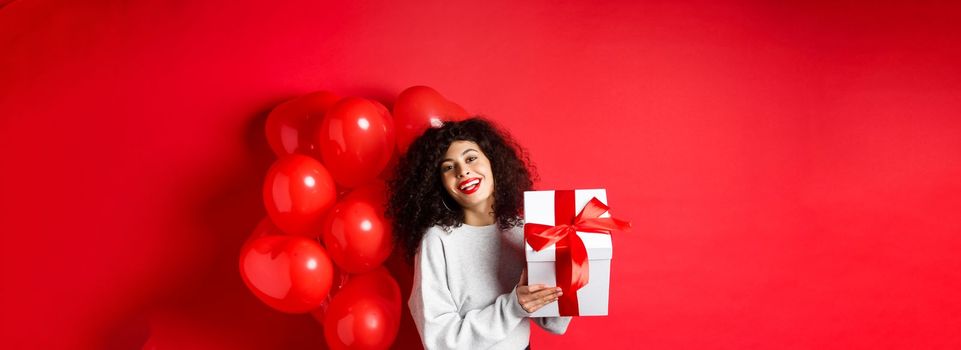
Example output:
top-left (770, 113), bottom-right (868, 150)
top-left (524, 189), bottom-right (613, 317)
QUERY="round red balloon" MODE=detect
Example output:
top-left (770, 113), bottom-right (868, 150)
top-left (263, 154), bottom-right (337, 237)
top-left (323, 267), bottom-right (401, 350)
top-left (316, 97), bottom-right (395, 189)
top-left (393, 86), bottom-right (469, 154)
top-left (321, 181), bottom-right (393, 273)
top-left (310, 266), bottom-right (351, 319)
top-left (370, 99), bottom-right (389, 118)
top-left (265, 91), bottom-right (340, 157)
top-left (244, 217), bottom-right (285, 246)
top-left (239, 235), bottom-right (334, 313)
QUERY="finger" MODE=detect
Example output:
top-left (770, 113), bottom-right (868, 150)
top-left (518, 285), bottom-right (557, 305)
top-left (517, 287), bottom-right (534, 300)
top-left (522, 288), bottom-right (561, 310)
top-left (518, 289), bottom-right (541, 304)
top-left (519, 268), bottom-right (528, 286)
top-left (537, 289), bottom-right (561, 304)
top-left (541, 292), bottom-right (564, 304)
top-left (525, 284), bottom-right (549, 293)
top-left (526, 293), bottom-right (560, 313)
top-left (531, 286), bottom-right (560, 299)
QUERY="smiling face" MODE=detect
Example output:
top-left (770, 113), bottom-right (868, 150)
top-left (439, 140), bottom-right (495, 211)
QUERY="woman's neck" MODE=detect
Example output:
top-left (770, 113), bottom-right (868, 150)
top-left (462, 198), bottom-right (495, 226)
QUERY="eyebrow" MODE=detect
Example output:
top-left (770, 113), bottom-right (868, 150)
top-left (441, 148), bottom-right (479, 163)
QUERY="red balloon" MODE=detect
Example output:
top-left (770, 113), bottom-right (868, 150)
top-left (377, 125), bottom-right (400, 182)
top-left (370, 99), bottom-right (390, 118)
top-left (263, 154), bottom-right (337, 237)
top-left (244, 217), bottom-right (285, 247)
top-left (239, 235), bottom-right (334, 313)
top-left (321, 181), bottom-right (393, 273)
top-left (323, 267), bottom-right (401, 350)
top-left (316, 97), bottom-right (396, 188)
top-left (265, 91), bottom-right (340, 157)
top-left (378, 151), bottom-right (399, 182)
top-left (346, 179), bottom-right (389, 207)
top-left (310, 266), bottom-right (351, 320)
top-left (393, 86), bottom-right (470, 154)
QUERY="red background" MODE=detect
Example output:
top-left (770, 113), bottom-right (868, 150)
top-left (2, 0), bottom-right (960, 349)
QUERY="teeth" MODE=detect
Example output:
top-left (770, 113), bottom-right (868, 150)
top-left (460, 179), bottom-right (480, 190)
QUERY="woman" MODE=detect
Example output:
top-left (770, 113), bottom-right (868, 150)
top-left (387, 117), bottom-right (571, 350)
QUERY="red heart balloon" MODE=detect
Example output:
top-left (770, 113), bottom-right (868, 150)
top-left (263, 154), bottom-right (337, 237)
top-left (239, 235), bottom-right (334, 314)
top-left (393, 86), bottom-right (470, 154)
top-left (321, 181), bottom-right (393, 273)
top-left (265, 91), bottom-right (340, 157)
top-left (315, 97), bottom-right (396, 189)
top-left (322, 267), bottom-right (401, 350)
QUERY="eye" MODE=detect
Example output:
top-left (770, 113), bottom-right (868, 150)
top-left (441, 164), bottom-right (453, 172)
top-left (467, 156), bottom-right (477, 163)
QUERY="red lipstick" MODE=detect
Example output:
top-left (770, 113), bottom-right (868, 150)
top-left (457, 177), bottom-right (481, 195)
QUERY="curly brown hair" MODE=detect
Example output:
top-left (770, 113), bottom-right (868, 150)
top-left (386, 117), bottom-right (537, 262)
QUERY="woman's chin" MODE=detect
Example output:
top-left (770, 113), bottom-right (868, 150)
top-left (455, 194), bottom-right (492, 210)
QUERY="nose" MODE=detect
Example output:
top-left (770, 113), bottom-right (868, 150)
top-left (457, 168), bottom-right (471, 178)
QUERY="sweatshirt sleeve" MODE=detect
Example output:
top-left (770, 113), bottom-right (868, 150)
top-left (409, 232), bottom-right (531, 350)
top-left (532, 316), bottom-right (572, 334)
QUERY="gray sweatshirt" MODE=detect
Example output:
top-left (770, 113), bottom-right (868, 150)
top-left (409, 223), bottom-right (572, 350)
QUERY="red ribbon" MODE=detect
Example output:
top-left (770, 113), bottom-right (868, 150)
top-left (524, 190), bottom-right (631, 316)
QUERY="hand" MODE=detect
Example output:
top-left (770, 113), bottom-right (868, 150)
top-left (515, 268), bottom-right (562, 313)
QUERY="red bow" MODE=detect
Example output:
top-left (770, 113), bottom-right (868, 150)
top-left (524, 191), bottom-right (631, 315)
